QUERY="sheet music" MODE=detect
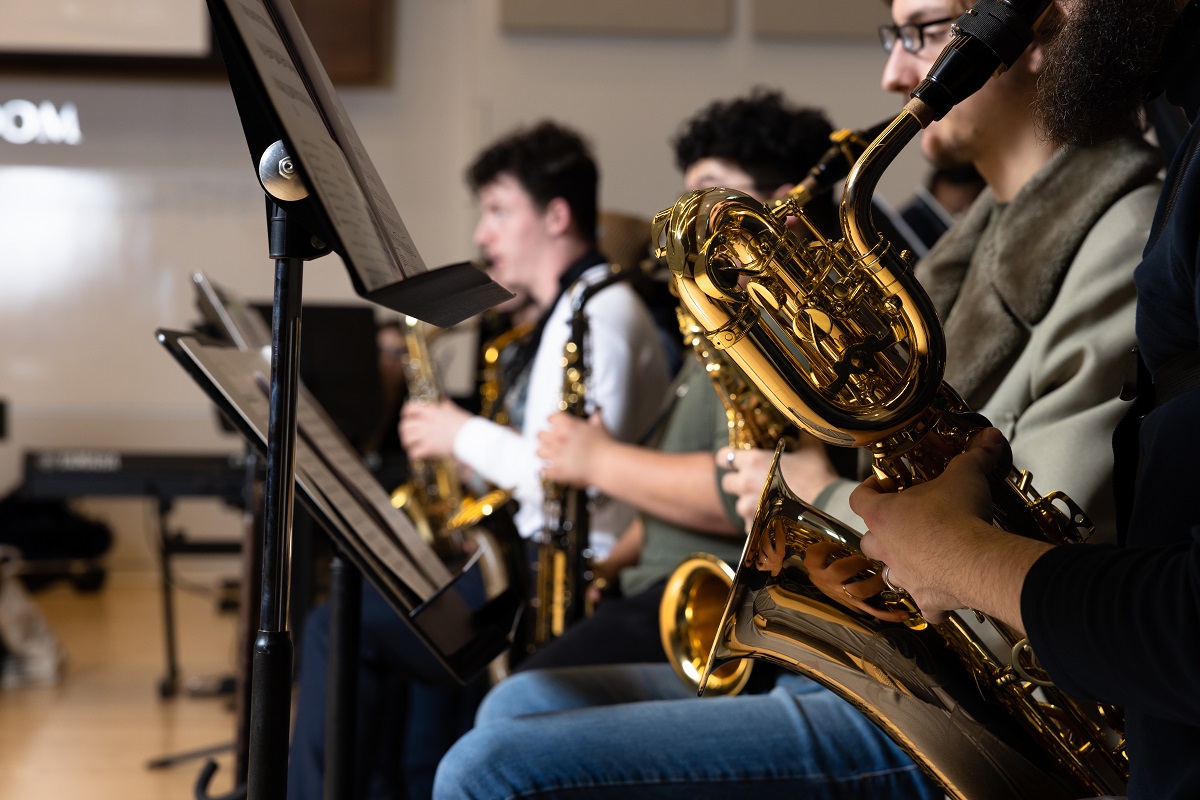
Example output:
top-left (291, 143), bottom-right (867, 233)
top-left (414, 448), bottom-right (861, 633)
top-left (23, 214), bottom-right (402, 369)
top-left (192, 272), bottom-right (274, 351)
top-left (223, 0), bottom-right (419, 290)
top-left (293, 385), bottom-right (453, 584)
top-left (223, 0), bottom-right (394, 285)
top-left (177, 337), bottom-right (443, 599)
top-left (190, 273), bottom-right (451, 585)
top-left (268, 0), bottom-right (426, 277)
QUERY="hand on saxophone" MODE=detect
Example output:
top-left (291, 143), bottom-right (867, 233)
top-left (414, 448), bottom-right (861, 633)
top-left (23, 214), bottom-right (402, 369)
top-left (852, 427), bottom-right (1050, 630)
top-left (399, 398), bottom-right (473, 460)
top-left (536, 410), bottom-right (611, 487)
top-left (717, 436), bottom-right (840, 524)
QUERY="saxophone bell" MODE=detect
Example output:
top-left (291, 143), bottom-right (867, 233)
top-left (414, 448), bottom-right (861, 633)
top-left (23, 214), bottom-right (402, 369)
top-left (659, 552), bottom-right (752, 697)
top-left (703, 444), bottom-right (1122, 800)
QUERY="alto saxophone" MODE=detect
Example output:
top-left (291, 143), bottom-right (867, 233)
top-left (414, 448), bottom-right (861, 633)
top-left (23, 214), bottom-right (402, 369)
top-left (649, 3), bottom-right (1126, 797)
top-left (531, 268), bottom-right (624, 646)
top-left (658, 306), bottom-right (797, 696)
top-left (391, 316), bottom-right (512, 557)
top-left (479, 318), bottom-right (534, 425)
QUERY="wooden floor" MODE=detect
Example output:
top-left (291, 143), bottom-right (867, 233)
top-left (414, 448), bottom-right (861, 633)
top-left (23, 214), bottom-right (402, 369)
top-left (0, 579), bottom-right (244, 800)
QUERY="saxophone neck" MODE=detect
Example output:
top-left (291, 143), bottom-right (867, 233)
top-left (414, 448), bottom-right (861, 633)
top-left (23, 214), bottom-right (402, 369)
top-left (772, 117), bottom-right (894, 216)
top-left (401, 315), bottom-right (442, 402)
top-left (840, 108), bottom-right (926, 262)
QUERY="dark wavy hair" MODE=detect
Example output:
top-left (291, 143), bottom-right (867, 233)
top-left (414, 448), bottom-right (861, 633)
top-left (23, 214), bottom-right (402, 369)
top-left (467, 120), bottom-right (599, 245)
top-left (673, 89), bottom-right (834, 194)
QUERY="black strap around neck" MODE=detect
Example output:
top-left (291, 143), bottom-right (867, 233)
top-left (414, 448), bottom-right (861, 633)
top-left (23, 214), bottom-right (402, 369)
top-left (501, 249), bottom-right (606, 402)
top-left (1153, 349), bottom-right (1200, 406)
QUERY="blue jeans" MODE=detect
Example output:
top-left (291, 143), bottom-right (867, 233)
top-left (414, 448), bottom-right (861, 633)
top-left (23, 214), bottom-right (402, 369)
top-left (433, 664), bottom-right (941, 799)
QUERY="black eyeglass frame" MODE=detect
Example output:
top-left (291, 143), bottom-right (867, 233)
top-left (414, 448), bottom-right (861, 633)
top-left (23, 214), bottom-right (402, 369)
top-left (878, 16), bottom-right (956, 55)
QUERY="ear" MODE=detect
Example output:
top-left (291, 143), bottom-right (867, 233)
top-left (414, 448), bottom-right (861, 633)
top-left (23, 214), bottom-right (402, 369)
top-left (542, 197), bottom-right (574, 238)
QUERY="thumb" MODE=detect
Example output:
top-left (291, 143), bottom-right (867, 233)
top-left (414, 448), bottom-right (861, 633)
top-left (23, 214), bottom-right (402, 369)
top-left (957, 427), bottom-right (1012, 478)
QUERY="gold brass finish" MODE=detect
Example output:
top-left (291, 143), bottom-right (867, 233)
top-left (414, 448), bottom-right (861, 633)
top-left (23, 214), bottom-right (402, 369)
top-left (659, 552), bottom-right (751, 696)
top-left (390, 316), bottom-right (513, 555)
top-left (533, 268), bottom-right (625, 647)
top-left (656, 306), bottom-right (799, 695)
top-left (654, 108), bottom-right (1127, 799)
top-left (479, 320), bottom-right (534, 425)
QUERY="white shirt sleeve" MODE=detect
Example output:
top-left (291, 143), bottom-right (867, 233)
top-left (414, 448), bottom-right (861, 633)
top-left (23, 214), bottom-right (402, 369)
top-left (451, 264), bottom-right (671, 556)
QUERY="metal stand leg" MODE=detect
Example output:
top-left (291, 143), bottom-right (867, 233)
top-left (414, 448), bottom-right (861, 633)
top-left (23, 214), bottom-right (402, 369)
top-left (157, 497), bottom-right (180, 699)
top-left (324, 555), bottom-right (361, 799)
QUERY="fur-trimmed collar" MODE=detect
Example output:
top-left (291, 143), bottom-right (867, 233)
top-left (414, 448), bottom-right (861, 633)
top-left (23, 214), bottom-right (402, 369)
top-left (916, 135), bottom-right (1162, 406)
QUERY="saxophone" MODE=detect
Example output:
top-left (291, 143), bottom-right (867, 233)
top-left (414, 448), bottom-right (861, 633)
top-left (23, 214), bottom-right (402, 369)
top-left (658, 117), bottom-right (894, 697)
top-left (649, 2), bottom-right (1127, 797)
top-left (531, 268), bottom-right (624, 646)
top-left (391, 316), bottom-right (513, 558)
top-left (657, 307), bottom-right (797, 696)
top-left (479, 319), bottom-right (534, 425)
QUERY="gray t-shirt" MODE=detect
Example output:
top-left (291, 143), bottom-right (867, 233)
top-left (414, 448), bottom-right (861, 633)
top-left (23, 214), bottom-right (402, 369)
top-left (620, 358), bottom-right (746, 597)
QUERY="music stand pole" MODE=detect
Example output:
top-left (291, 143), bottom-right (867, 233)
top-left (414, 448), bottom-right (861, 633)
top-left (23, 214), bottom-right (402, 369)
top-left (324, 553), bottom-right (361, 799)
top-left (249, 165), bottom-right (330, 799)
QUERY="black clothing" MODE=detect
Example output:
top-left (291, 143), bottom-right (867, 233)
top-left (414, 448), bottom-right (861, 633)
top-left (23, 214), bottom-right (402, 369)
top-left (1021, 99), bottom-right (1200, 798)
top-left (502, 248), bottom-right (605, 392)
top-left (514, 580), bottom-right (669, 672)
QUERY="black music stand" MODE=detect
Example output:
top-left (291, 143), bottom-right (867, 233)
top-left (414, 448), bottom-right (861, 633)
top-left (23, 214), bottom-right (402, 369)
top-left (199, 2), bottom-right (513, 798)
top-left (159, 331), bottom-right (521, 798)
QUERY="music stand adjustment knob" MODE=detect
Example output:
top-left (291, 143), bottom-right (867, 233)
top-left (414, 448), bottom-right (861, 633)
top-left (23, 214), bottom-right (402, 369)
top-left (258, 140), bottom-right (309, 202)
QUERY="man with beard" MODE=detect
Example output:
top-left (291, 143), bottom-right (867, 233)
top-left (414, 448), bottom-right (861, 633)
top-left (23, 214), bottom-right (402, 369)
top-left (721, 0), bottom-right (1160, 566)
top-left (431, 2), bottom-right (1169, 799)
top-left (854, 0), bottom-right (1200, 798)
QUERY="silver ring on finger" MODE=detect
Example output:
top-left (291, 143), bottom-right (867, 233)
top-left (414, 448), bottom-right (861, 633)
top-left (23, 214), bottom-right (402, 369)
top-left (882, 565), bottom-right (903, 593)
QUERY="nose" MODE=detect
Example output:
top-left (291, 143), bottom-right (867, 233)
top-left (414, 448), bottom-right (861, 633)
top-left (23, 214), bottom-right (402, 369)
top-left (472, 216), bottom-right (489, 248)
top-left (881, 45), bottom-right (920, 96)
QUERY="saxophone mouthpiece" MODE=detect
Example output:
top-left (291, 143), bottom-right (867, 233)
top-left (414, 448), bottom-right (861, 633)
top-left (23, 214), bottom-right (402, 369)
top-left (776, 118), bottom-right (893, 213)
top-left (911, 0), bottom-right (1053, 121)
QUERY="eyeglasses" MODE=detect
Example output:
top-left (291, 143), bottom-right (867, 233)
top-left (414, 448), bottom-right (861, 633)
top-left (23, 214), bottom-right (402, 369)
top-left (878, 16), bottom-right (956, 55)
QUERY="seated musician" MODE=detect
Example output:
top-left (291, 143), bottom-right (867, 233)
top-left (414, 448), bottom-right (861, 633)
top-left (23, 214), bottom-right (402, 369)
top-left (431, 1), bottom-right (1162, 796)
top-left (502, 89), bottom-right (840, 674)
top-left (851, 1), bottom-right (1200, 797)
top-left (287, 120), bottom-right (670, 800)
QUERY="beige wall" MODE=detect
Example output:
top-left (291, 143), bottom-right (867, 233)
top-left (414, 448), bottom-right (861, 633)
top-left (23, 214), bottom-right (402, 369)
top-left (0, 0), bottom-right (925, 574)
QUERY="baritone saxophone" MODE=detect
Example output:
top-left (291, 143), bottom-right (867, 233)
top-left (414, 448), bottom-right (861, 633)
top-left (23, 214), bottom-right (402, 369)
top-left (658, 117), bottom-right (893, 698)
top-left (649, 1), bottom-right (1127, 796)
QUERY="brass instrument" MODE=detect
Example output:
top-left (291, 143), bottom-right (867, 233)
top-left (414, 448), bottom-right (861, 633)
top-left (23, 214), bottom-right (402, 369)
top-left (479, 320), bottom-right (534, 425)
top-left (656, 116), bottom-right (892, 698)
top-left (532, 268), bottom-right (624, 646)
top-left (658, 307), bottom-right (797, 696)
top-left (390, 317), bottom-right (511, 561)
top-left (659, 552), bottom-right (749, 696)
top-left (649, 2), bottom-right (1127, 795)
top-left (391, 314), bottom-right (519, 682)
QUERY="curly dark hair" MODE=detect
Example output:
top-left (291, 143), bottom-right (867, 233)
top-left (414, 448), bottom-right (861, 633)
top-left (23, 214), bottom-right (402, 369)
top-left (467, 120), bottom-right (599, 245)
top-left (673, 89), bottom-right (834, 193)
